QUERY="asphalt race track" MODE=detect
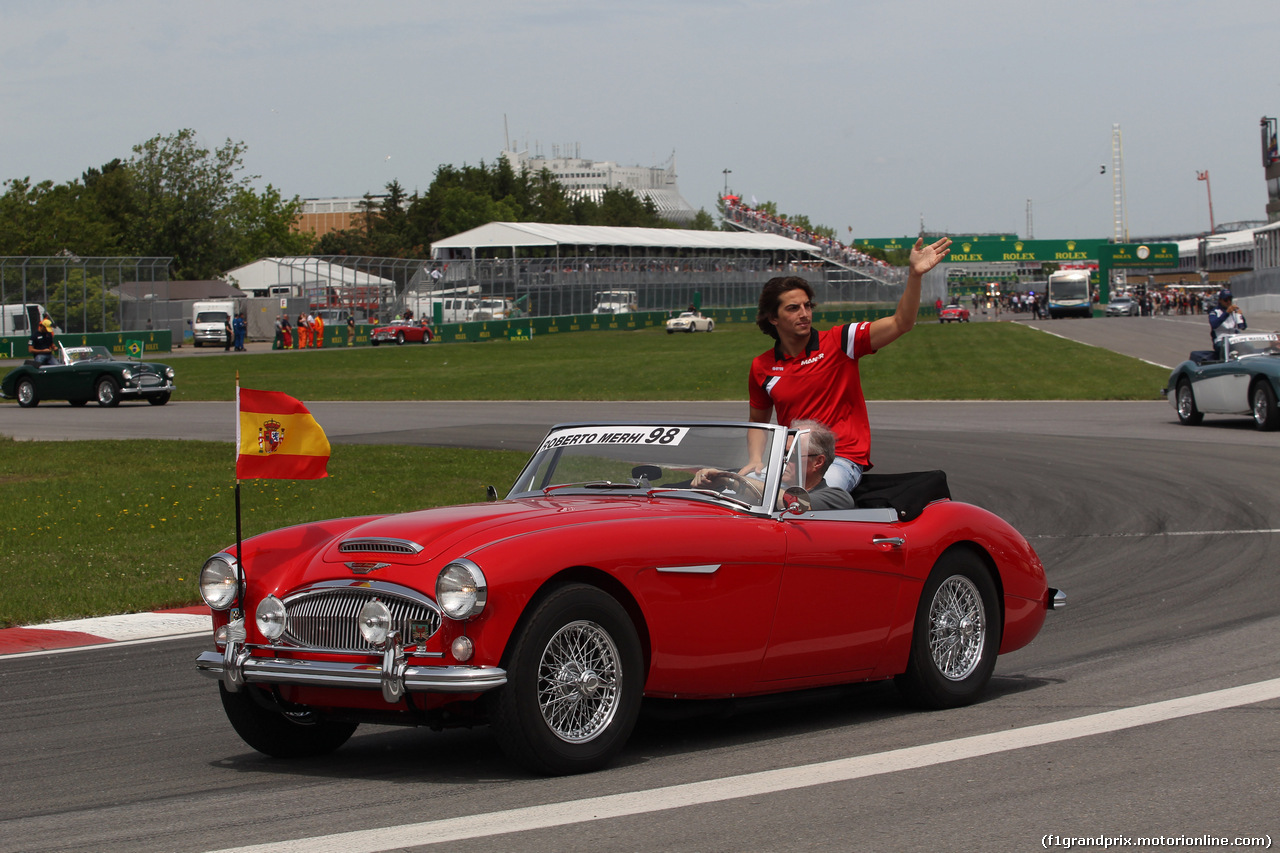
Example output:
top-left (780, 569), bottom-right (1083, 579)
top-left (1, 316), bottom-right (1278, 852)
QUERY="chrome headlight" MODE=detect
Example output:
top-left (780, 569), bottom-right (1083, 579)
top-left (199, 552), bottom-right (241, 611)
top-left (436, 560), bottom-right (488, 620)
top-left (165, 367), bottom-right (175, 380)
top-left (121, 368), bottom-right (133, 381)
top-left (358, 599), bottom-right (392, 645)
top-left (255, 595), bottom-right (286, 641)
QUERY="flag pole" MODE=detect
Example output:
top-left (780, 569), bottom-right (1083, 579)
top-left (234, 372), bottom-right (245, 612)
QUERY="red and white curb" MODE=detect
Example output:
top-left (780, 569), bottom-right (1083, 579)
top-left (0, 606), bottom-right (210, 658)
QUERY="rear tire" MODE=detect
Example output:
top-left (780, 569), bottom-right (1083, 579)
top-left (219, 683), bottom-right (357, 758)
top-left (896, 550), bottom-right (1000, 709)
top-left (16, 378), bottom-right (38, 408)
top-left (489, 584), bottom-right (643, 775)
top-left (1251, 382), bottom-right (1280, 431)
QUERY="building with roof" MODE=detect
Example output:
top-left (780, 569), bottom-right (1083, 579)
top-left (501, 147), bottom-right (698, 224)
top-left (294, 196), bottom-right (390, 239)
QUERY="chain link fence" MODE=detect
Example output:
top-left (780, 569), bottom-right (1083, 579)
top-left (0, 256), bottom-right (170, 334)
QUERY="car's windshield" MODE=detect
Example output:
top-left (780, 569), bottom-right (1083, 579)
top-left (508, 423), bottom-right (800, 511)
top-left (1225, 334), bottom-right (1280, 359)
top-left (62, 346), bottom-right (113, 364)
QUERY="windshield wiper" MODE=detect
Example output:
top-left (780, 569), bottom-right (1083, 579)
top-left (542, 480), bottom-right (645, 495)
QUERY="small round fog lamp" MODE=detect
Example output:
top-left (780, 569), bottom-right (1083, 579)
top-left (451, 635), bottom-right (475, 662)
top-left (255, 595), bottom-right (287, 641)
top-left (358, 598), bottom-right (393, 646)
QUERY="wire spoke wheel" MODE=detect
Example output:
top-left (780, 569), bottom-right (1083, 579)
top-left (896, 551), bottom-right (1000, 709)
top-left (490, 584), bottom-right (643, 774)
top-left (537, 619), bottom-right (622, 743)
top-left (927, 575), bottom-right (985, 681)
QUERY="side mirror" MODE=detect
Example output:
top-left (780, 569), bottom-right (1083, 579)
top-left (780, 486), bottom-right (812, 515)
top-left (485, 485), bottom-right (498, 502)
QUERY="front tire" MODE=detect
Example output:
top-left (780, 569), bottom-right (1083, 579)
top-left (489, 584), bottom-right (643, 775)
top-left (896, 550), bottom-right (1000, 709)
top-left (1251, 382), bottom-right (1280, 431)
top-left (1175, 378), bottom-right (1203, 426)
top-left (395, 332), bottom-right (405, 345)
top-left (147, 393), bottom-right (171, 406)
top-left (219, 684), bottom-right (357, 758)
top-left (95, 376), bottom-right (120, 407)
top-left (16, 378), bottom-right (38, 408)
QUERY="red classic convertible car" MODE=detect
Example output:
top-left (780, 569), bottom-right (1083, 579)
top-left (939, 303), bottom-right (971, 323)
top-left (370, 319), bottom-right (433, 345)
top-left (196, 422), bottom-right (1061, 774)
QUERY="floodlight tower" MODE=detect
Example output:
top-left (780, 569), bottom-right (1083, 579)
top-left (1111, 124), bottom-right (1129, 243)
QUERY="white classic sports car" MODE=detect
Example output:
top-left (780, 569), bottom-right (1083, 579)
top-left (665, 312), bottom-right (715, 333)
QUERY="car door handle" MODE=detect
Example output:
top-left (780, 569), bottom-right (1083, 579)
top-left (873, 536), bottom-right (905, 548)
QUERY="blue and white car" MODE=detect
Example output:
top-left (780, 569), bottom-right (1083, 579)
top-left (1163, 332), bottom-right (1280, 431)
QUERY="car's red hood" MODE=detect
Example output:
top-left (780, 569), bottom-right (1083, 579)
top-left (317, 496), bottom-right (699, 568)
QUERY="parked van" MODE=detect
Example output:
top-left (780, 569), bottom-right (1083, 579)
top-left (592, 290), bottom-right (638, 315)
top-left (1, 303), bottom-right (55, 338)
top-left (407, 295), bottom-right (479, 323)
top-left (474, 297), bottom-right (515, 321)
top-left (192, 300), bottom-right (235, 347)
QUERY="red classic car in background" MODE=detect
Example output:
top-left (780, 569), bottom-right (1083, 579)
top-left (370, 319), bottom-right (433, 345)
top-left (939, 303), bottom-right (971, 323)
top-left (196, 422), bottom-right (1062, 774)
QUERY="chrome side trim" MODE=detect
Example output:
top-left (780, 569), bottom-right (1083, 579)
top-left (655, 564), bottom-right (721, 574)
top-left (196, 650), bottom-right (506, 695)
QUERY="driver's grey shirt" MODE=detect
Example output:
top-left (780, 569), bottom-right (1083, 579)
top-left (809, 478), bottom-right (856, 511)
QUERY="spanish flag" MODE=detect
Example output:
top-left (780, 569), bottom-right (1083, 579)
top-left (236, 387), bottom-right (330, 480)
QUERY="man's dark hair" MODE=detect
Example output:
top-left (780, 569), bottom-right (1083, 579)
top-left (756, 276), bottom-right (814, 339)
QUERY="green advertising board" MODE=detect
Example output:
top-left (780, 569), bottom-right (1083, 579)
top-left (1095, 243), bottom-right (1179, 303)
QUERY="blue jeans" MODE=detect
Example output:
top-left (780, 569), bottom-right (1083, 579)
top-left (824, 456), bottom-right (863, 492)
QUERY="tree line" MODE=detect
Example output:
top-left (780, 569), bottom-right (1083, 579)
top-left (1, 129), bottom-right (718, 280)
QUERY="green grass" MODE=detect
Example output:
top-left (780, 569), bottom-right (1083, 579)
top-left (0, 320), bottom-right (1170, 627)
top-left (166, 322), bottom-right (1169, 402)
top-left (0, 438), bottom-right (526, 628)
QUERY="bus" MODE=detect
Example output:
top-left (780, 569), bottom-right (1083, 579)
top-left (1046, 270), bottom-right (1093, 319)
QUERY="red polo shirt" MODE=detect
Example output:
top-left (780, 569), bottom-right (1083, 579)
top-left (748, 322), bottom-right (874, 466)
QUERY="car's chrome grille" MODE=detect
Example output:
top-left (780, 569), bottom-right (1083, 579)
top-left (282, 587), bottom-right (440, 652)
top-left (137, 374), bottom-right (163, 387)
top-left (339, 537), bottom-right (423, 554)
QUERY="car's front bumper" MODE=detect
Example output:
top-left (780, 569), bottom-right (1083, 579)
top-left (196, 644), bottom-right (507, 703)
top-left (121, 381), bottom-right (175, 398)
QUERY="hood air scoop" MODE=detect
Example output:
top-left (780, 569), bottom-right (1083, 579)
top-left (338, 537), bottom-right (424, 555)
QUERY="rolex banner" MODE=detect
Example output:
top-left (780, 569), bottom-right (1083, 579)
top-left (236, 387), bottom-right (331, 480)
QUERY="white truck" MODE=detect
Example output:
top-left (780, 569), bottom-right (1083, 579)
top-left (592, 290), bottom-right (638, 315)
top-left (405, 292), bottom-right (479, 323)
top-left (192, 300), bottom-right (235, 347)
top-left (1, 303), bottom-right (53, 337)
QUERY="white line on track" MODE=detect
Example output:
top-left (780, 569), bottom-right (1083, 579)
top-left (1030, 527), bottom-right (1280, 540)
top-left (205, 677), bottom-right (1280, 853)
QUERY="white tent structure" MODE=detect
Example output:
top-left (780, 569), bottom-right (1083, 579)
top-left (430, 222), bottom-right (822, 261)
top-left (224, 257), bottom-right (396, 297)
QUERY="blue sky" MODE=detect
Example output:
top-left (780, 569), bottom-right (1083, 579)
top-left (3, 0), bottom-right (1277, 241)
